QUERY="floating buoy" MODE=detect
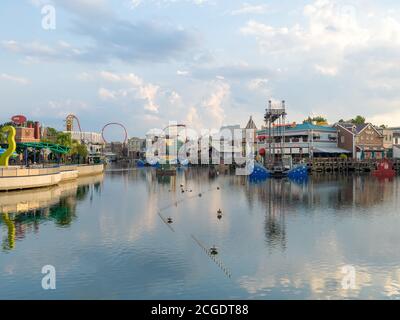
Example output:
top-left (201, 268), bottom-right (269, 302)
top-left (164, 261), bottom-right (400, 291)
top-left (210, 246), bottom-right (218, 255)
top-left (190, 190), bottom-right (192, 192)
top-left (167, 217), bottom-right (173, 224)
top-left (198, 193), bottom-right (202, 197)
top-left (217, 214), bottom-right (222, 220)
top-left (217, 187), bottom-right (220, 190)
top-left (217, 209), bottom-right (222, 214)
top-left (180, 184), bottom-right (184, 187)
top-left (181, 190), bottom-right (185, 193)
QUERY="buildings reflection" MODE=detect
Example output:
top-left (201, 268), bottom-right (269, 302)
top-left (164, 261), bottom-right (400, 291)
top-left (243, 173), bottom-right (399, 252)
top-left (0, 174), bottom-right (104, 251)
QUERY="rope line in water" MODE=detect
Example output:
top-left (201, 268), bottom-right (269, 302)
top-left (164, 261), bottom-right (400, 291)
top-left (158, 186), bottom-right (221, 213)
top-left (157, 210), bottom-right (175, 232)
top-left (191, 234), bottom-right (232, 279)
top-left (155, 184), bottom-right (232, 278)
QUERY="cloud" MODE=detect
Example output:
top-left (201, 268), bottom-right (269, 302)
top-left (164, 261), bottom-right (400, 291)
top-left (177, 70), bottom-right (189, 76)
top-left (16, 1), bottom-right (199, 64)
top-left (32, 99), bottom-right (89, 118)
top-left (238, 0), bottom-right (400, 124)
top-left (98, 71), bottom-right (160, 113)
top-left (0, 73), bottom-right (30, 85)
top-left (202, 80), bottom-right (230, 127)
top-left (248, 78), bottom-right (269, 91)
top-left (231, 3), bottom-right (268, 15)
top-left (314, 64), bottom-right (338, 76)
top-left (191, 62), bottom-right (273, 80)
top-left (2, 40), bottom-right (85, 62)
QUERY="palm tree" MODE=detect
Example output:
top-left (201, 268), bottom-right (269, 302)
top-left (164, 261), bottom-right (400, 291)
top-left (69, 139), bottom-right (88, 164)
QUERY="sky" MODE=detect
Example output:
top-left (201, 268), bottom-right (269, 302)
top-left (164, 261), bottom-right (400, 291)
top-left (1, 0), bottom-right (400, 140)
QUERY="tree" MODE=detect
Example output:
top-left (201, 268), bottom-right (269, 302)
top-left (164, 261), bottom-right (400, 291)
top-left (70, 139), bottom-right (88, 163)
top-left (303, 116), bottom-right (328, 125)
top-left (56, 132), bottom-right (72, 147)
top-left (351, 116), bottom-right (366, 125)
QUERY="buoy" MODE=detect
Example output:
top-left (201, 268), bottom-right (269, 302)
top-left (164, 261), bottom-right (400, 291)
top-left (167, 217), bottom-right (173, 224)
top-left (210, 246), bottom-right (218, 255)
top-left (217, 214), bottom-right (222, 220)
top-left (198, 193), bottom-right (202, 197)
top-left (217, 187), bottom-right (220, 190)
top-left (217, 209), bottom-right (222, 214)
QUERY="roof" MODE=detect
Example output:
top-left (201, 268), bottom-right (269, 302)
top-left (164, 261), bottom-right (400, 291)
top-left (257, 123), bottom-right (336, 135)
top-left (337, 122), bottom-right (386, 136)
top-left (17, 142), bottom-right (71, 154)
top-left (245, 116), bottom-right (257, 130)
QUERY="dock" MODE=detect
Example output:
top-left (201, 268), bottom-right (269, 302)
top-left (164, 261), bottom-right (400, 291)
top-left (308, 158), bottom-right (400, 173)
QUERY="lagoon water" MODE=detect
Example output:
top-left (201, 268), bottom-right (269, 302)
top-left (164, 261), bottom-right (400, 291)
top-left (1, 167), bottom-right (400, 300)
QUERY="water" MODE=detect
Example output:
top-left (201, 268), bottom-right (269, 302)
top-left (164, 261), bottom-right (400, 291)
top-left (1, 167), bottom-right (400, 300)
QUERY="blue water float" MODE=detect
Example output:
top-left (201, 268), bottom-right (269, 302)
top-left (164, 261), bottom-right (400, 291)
top-left (136, 159), bottom-right (145, 167)
top-left (249, 162), bottom-right (270, 181)
top-left (287, 164), bottom-right (308, 179)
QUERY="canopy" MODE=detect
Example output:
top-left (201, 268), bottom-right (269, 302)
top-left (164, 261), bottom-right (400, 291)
top-left (313, 147), bottom-right (351, 154)
top-left (17, 142), bottom-right (71, 154)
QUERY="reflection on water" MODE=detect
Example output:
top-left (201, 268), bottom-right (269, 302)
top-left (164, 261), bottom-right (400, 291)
top-left (0, 175), bottom-right (104, 251)
top-left (0, 168), bottom-right (400, 299)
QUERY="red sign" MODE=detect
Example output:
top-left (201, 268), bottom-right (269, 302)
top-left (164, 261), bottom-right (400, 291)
top-left (11, 115), bottom-right (27, 125)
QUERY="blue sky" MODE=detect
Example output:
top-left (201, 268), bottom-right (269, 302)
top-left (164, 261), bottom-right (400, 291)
top-left (1, 0), bottom-right (400, 138)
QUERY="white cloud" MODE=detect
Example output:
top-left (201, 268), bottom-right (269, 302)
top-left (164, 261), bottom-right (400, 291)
top-left (231, 3), bottom-right (268, 15)
top-left (177, 70), bottom-right (189, 76)
top-left (202, 80), bottom-right (230, 127)
top-left (248, 78), bottom-right (269, 91)
top-left (0, 73), bottom-right (30, 85)
top-left (314, 65), bottom-right (338, 76)
top-left (32, 99), bottom-right (89, 119)
top-left (99, 71), bottom-right (160, 113)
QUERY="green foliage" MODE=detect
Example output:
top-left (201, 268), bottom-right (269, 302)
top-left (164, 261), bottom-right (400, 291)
top-left (41, 127), bottom-right (72, 147)
top-left (351, 116), bottom-right (366, 125)
top-left (70, 139), bottom-right (88, 158)
top-left (303, 116), bottom-right (328, 125)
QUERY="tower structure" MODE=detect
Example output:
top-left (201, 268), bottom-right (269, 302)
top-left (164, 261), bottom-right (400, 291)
top-left (264, 100), bottom-right (287, 168)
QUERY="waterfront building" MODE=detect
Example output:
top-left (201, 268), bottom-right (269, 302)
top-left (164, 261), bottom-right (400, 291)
top-left (257, 123), bottom-right (349, 161)
top-left (243, 116), bottom-right (258, 157)
top-left (65, 131), bottom-right (105, 162)
top-left (15, 122), bottom-right (41, 143)
top-left (390, 127), bottom-right (400, 158)
top-left (336, 123), bottom-right (385, 159)
top-left (127, 137), bottom-right (146, 160)
top-left (378, 128), bottom-right (394, 158)
top-left (104, 142), bottom-right (127, 158)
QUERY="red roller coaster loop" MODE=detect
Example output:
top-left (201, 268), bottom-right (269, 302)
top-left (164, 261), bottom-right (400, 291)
top-left (101, 122), bottom-right (128, 144)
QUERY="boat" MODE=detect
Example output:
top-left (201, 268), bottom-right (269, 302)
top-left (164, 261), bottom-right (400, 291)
top-left (269, 162), bottom-right (289, 178)
top-left (372, 159), bottom-right (395, 178)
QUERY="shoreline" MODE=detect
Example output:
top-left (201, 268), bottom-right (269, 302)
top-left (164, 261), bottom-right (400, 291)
top-left (0, 164), bottom-right (104, 191)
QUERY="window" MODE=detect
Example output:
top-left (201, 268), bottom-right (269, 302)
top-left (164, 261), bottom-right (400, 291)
top-left (341, 136), bottom-right (345, 143)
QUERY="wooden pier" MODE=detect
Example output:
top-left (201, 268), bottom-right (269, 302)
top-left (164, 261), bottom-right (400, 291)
top-left (307, 158), bottom-right (400, 173)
